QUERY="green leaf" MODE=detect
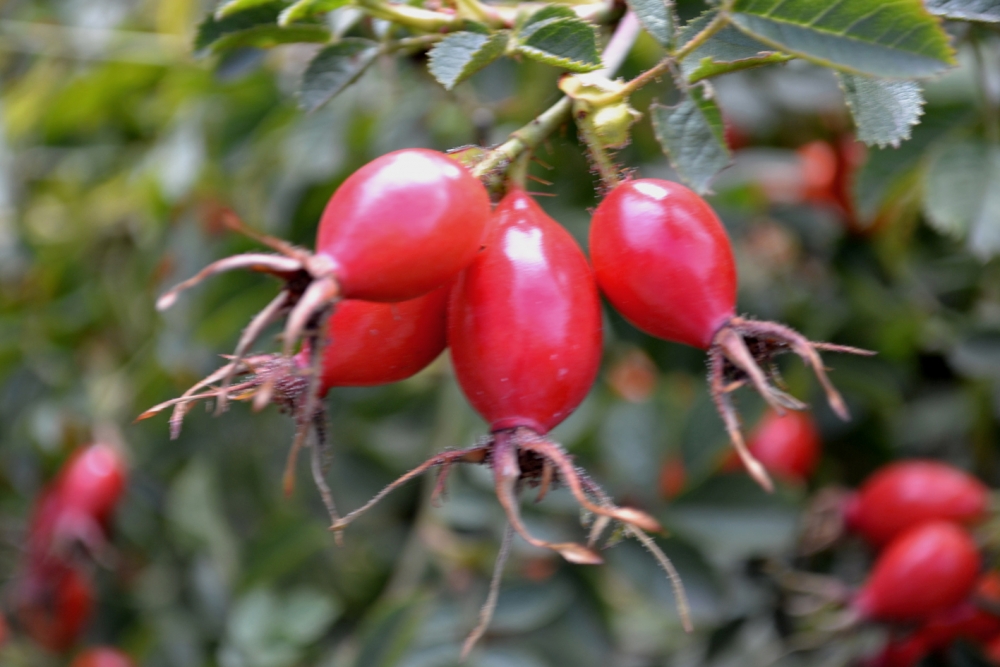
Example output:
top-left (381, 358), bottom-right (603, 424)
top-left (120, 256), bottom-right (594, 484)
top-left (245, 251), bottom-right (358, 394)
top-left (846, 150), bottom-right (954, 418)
top-left (427, 31), bottom-right (508, 90)
top-left (215, 0), bottom-right (286, 20)
top-left (926, 0), bottom-right (1000, 22)
top-left (853, 103), bottom-right (969, 224)
top-left (923, 140), bottom-right (1000, 259)
top-left (515, 18), bottom-right (602, 73)
top-left (196, 3), bottom-right (329, 54)
top-left (837, 73), bottom-right (924, 148)
top-left (726, 0), bottom-right (956, 78)
top-left (679, 13), bottom-right (793, 83)
top-left (626, 0), bottom-right (676, 48)
top-left (279, 0), bottom-right (350, 26)
top-left (651, 83), bottom-right (732, 194)
top-left (299, 38), bottom-right (379, 112)
top-left (518, 4), bottom-right (578, 35)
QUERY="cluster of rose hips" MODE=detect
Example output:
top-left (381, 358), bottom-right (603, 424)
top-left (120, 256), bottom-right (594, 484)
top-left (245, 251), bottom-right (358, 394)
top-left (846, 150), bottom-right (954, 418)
top-left (147, 147), bottom-right (869, 643)
top-left (6, 443), bottom-right (136, 665)
top-left (837, 461), bottom-right (998, 666)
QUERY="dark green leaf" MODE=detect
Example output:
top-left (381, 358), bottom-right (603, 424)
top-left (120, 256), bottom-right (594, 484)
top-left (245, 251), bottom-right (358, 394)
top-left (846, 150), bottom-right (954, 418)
top-left (926, 0), bottom-right (1000, 22)
top-left (356, 597), bottom-right (426, 667)
top-left (838, 73), bottom-right (924, 148)
top-left (279, 0), bottom-right (351, 26)
top-left (726, 0), bottom-right (957, 78)
top-left (626, 0), bottom-right (676, 48)
top-left (299, 38), bottom-right (379, 112)
top-left (853, 104), bottom-right (970, 224)
top-left (195, 2), bottom-right (287, 51)
top-left (923, 139), bottom-right (1000, 258)
top-left (518, 4), bottom-right (578, 36)
top-left (679, 13), bottom-right (792, 82)
top-left (516, 18), bottom-right (602, 72)
top-left (210, 24), bottom-right (329, 53)
top-left (428, 31), bottom-right (508, 90)
top-left (650, 83), bottom-right (731, 193)
top-left (215, 0), bottom-right (287, 20)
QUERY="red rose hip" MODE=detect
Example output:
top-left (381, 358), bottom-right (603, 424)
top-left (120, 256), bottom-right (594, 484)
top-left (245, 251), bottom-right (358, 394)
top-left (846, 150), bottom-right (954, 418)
top-left (589, 178), bottom-right (871, 491)
top-left (845, 460), bottom-right (989, 548)
top-left (449, 189), bottom-right (602, 434)
top-left (590, 179), bottom-right (736, 349)
top-left (853, 521), bottom-right (981, 623)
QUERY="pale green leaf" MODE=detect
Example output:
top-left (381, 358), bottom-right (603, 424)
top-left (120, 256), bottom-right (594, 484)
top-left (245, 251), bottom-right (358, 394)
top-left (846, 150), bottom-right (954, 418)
top-left (726, 0), bottom-right (957, 78)
top-left (926, 0), bottom-right (1000, 22)
top-left (651, 83), bottom-right (731, 194)
top-left (516, 18), bottom-right (602, 72)
top-left (838, 73), bottom-right (924, 148)
top-left (427, 31), bottom-right (508, 90)
top-left (923, 140), bottom-right (1000, 258)
top-left (299, 39), bottom-right (379, 112)
top-left (279, 0), bottom-right (350, 25)
top-left (626, 0), bottom-right (676, 48)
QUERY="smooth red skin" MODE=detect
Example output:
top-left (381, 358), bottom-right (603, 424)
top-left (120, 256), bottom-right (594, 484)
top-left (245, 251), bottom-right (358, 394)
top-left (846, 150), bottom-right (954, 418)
top-left (853, 521), bottom-right (981, 623)
top-left (449, 190), bottom-right (602, 433)
top-left (71, 648), bottom-right (137, 667)
top-left (590, 179), bottom-right (737, 349)
top-left (294, 286), bottom-right (449, 394)
top-left (15, 561), bottom-right (94, 653)
top-left (316, 149), bottom-right (491, 302)
top-left (845, 460), bottom-right (989, 548)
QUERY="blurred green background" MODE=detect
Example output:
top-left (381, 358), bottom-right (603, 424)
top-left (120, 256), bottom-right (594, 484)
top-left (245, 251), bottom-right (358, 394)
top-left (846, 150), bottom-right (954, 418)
top-left (1, 1), bottom-right (1000, 665)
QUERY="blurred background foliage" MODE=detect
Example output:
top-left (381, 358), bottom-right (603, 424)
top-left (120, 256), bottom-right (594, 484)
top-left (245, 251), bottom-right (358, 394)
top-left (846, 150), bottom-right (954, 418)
top-left (1, 0), bottom-right (1000, 665)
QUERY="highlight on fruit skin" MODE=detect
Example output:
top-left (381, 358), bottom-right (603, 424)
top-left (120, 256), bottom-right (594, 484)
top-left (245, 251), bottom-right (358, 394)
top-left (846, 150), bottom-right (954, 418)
top-left (589, 177), bottom-right (873, 493)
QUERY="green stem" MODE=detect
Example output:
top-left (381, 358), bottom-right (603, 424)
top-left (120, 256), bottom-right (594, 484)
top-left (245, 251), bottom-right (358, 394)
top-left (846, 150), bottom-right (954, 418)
top-left (471, 97), bottom-right (572, 179)
top-left (354, 0), bottom-right (459, 32)
top-left (589, 12), bottom-right (729, 105)
top-left (971, 27), bottom-right (1000, 143)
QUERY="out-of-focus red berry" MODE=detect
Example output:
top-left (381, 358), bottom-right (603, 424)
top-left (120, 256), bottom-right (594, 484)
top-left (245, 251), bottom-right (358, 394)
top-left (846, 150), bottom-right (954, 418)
top-left (844, 460), bottom-right (989, 548)
top-left (853, 521), bottom-right (981, 623)
top-left (70, 647), bottom-right (137, 667)
top-left (14, 560), bottom-right (94, 653)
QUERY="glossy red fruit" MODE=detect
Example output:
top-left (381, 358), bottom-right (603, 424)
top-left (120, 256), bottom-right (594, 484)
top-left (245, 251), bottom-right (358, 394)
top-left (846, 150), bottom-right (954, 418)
top-left (449, 189), bottom-right (602, 433)
top-left (70, 647), bottom-right (137, 667)
top-left (845, 460), bottom-right (989, 548)
top-left (297, 286), bottom-right (449, 393)
top-left (745, 410), bottom-right (821, 482)
top-left (316, 149), bottom-right (491, 302)
top-left (590, 179), bottom-right (736, 349)
top-left (853, 521), bottom-right (981, 623)
top-left (14, 561), bottom-right (94, 653)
